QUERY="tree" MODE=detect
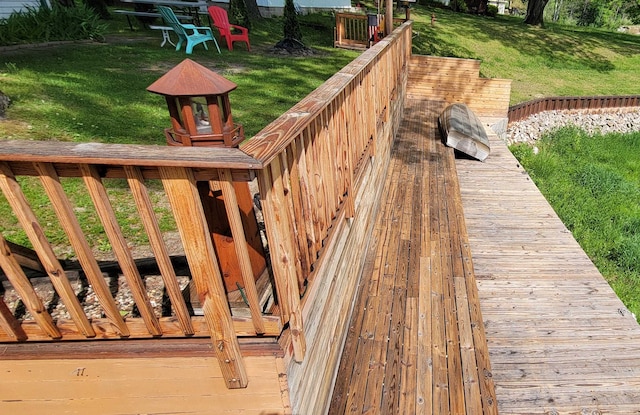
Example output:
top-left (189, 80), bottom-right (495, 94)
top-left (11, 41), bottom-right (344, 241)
top-left (244, 0), bottom-right (261, 20)
top-left (84, 0), bottom-right (110, 19)
top-left (524, 0), bottom-right (551, 25)
top-left (273, 0), bottom-right (307, 53)
top-left (229, 0), bottom-right (251, 29)
top-left (283, 0), bottom-right (302, 42)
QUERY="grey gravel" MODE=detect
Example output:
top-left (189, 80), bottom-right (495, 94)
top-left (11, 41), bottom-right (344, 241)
top-left (506, 108), bottom-right (640, 146)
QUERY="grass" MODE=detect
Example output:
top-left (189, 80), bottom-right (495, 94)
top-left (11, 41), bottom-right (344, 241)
top-left (511, 129), bottom-right (640, 319)
top-left (409, 4), bottom-right (640, 103)
top-left (0, 12), bottom-right (359, 144)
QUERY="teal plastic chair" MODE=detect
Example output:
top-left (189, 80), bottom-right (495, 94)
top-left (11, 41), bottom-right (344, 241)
top-left (158, 6), bottom-right (220, 54)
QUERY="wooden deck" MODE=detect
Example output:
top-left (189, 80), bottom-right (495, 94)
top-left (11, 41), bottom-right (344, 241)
top-left (328, 98), bottom-right (497, 414)
top-left (456, 125), bottom-right (640, 413)
top-left (329, 95), bottom-right (640, 413)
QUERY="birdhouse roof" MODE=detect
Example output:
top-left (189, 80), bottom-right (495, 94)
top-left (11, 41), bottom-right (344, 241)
top-left (146, 59), bottom-right (237, 96)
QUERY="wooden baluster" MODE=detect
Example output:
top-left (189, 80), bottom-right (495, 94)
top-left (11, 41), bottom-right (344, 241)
top-left (0, 233), bottom-right (61, 339)
top-left (79, 164), bottom-right (162, 337)
top-left (257, 159), bottom-right (306, 362)
top-left (0, 162), bottom-right (95, 338)
top-left (342, 91), bottom-right (356, 219)
top-left (159, 166), bottom-right (247, 388)
top-left (33, 162), bottom-right (129, 337)
top-left (0, 293), bottom-right (28, 341)
top-left (302, 126), bottom-right (323, 260)
top-left (286, 138), bottom-right (312, 279)
top-left (124, 165), bottom-right (194, 336)
top-left (217, 168), bottom-right (265, 335)
top-left (279, 151), bottom-right (306, 293)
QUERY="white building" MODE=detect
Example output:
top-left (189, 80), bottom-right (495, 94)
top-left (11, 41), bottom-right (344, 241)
top-left (212, 0), bottom-right (352, 16)
top-left (0, 1), bottom-right (51, 20)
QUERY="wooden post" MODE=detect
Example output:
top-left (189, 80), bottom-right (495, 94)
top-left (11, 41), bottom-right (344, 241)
top-left (385, 0), bottom-right (393, 36)
top-left (160, 166), bottom-right (248, 388)
top-left (197, 180), bottom-right (266, 294)
top-left (218, 168), bottom-right (266, 335)
top-left (257, 159), bottom-right (306, 363)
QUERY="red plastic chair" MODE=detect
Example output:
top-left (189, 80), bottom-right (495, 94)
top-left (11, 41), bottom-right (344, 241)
top-left (207, 6), bottom-right (251, 51)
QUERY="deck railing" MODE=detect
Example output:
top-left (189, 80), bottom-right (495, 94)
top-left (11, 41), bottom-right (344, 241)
top-left (0, 21), bottom-right (413, 390)
top-left (334, 12), bottom-right (405, 50)
top-left (508, 94), bottom-right (640, 123)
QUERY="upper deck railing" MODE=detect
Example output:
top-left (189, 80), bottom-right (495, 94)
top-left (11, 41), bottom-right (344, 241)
top-left (0, 22), bottom-right (413, 389)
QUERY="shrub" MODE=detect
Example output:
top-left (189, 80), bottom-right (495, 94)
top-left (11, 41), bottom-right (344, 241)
top-left (486, 5), bottom-right (498, 17)
top-left (283, 0), bottom-right (302, 42)
top-left (0, 2), bottom-right (106, 46)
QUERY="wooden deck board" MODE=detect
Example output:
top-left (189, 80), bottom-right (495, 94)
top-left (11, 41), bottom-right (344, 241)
top-left (328, 98), bottom-right (496, 414)
top-left (0, 356), bottom-right (290, 414)
top-left (456, 124), bottom-right (640, 414)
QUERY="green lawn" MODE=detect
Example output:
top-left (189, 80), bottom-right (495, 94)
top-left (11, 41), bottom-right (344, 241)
top-left (409, 4), bottom-right (640, 104)
top-left (0, 12), bottom-right (359, 144)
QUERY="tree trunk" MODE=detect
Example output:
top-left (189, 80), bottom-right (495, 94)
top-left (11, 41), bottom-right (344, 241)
top-left (84, 0), bottom-right (111, 19)
top-left (385, 0), bottom-right (392, 36)
top-left (244, 0), bottom-right (261, 20)
top-left (552, 0), bottom-right (562, 22)
top-left (524, 0), bottom-right (550, 25)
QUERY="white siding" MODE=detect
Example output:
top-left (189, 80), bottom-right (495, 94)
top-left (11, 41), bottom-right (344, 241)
top-left (212, 0), bottom-right (350, 8)
top-left (0, 0), bottom-right (45, 19)
top-left (257, 0), bottom-right (350, 6)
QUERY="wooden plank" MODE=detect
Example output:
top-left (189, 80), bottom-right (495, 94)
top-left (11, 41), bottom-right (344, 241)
top-left (0, 234), bottom-right (60, 339)
top-left (456, 124), bottom-right (640, 413)
top-left (32, 162), bottom-right (129, 337)
top-left (159, 166), bottom-right (248, 389)
top-left (258, 158), bottom-right (306, 362)
top-left (286, 138), bottom-right (312, 278)
top-left (330, 97), bottom-right (497, 414)
top-left (278, 152), bottom-right (306, 293)
top-left (443, 149), bottom-right (484, 414)
top-left (0, 141), bottom-right (262, 170)
top-left (123, 165), bottom-right (194, 336)
top-left (80, 164), bottom-right (162, 337)
top-left (218, 168), bottom-right (266, 335)
top-left (0, 315), bottom-right (281, 343)
top-left (0, 162), bottom-right (94, 338)
top-left (426, 121), bottom-right (449, 414)
top-left (0, 356), bottom-right (288, 415)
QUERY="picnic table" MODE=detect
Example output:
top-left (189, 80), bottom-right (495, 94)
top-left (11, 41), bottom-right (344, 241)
top-left (117, 0), bottom-right (209, 28)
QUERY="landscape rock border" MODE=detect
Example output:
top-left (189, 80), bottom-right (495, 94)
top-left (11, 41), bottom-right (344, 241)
top-left (506, 107), bottom-right (640, 146)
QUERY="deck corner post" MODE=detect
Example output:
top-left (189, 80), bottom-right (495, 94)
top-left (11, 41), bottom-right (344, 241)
top-left (159, 165), bottom-right (248, 389)
top-left (256, 160), bottom-right (307, 363)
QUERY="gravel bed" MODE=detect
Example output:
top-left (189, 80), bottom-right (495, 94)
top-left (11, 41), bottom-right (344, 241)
top-left (506, 107), bottom-right (640, 146)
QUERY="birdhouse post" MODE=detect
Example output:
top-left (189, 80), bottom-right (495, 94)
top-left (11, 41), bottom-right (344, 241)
top-left (148, 59), bottom-right (266, 294)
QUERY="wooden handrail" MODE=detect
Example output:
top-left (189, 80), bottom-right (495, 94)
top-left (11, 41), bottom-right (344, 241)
top-left (243, 22), bottom-right (413, 361)
top-left (333, 12), bottom-right (406, 50)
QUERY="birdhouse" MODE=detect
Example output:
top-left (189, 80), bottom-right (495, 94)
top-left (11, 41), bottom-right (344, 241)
top-left (147, 58), bottom-right (244, 148)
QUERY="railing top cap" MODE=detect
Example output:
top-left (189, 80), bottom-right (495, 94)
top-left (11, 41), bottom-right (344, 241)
top-left (0, 140), bottom-right (263, 170)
